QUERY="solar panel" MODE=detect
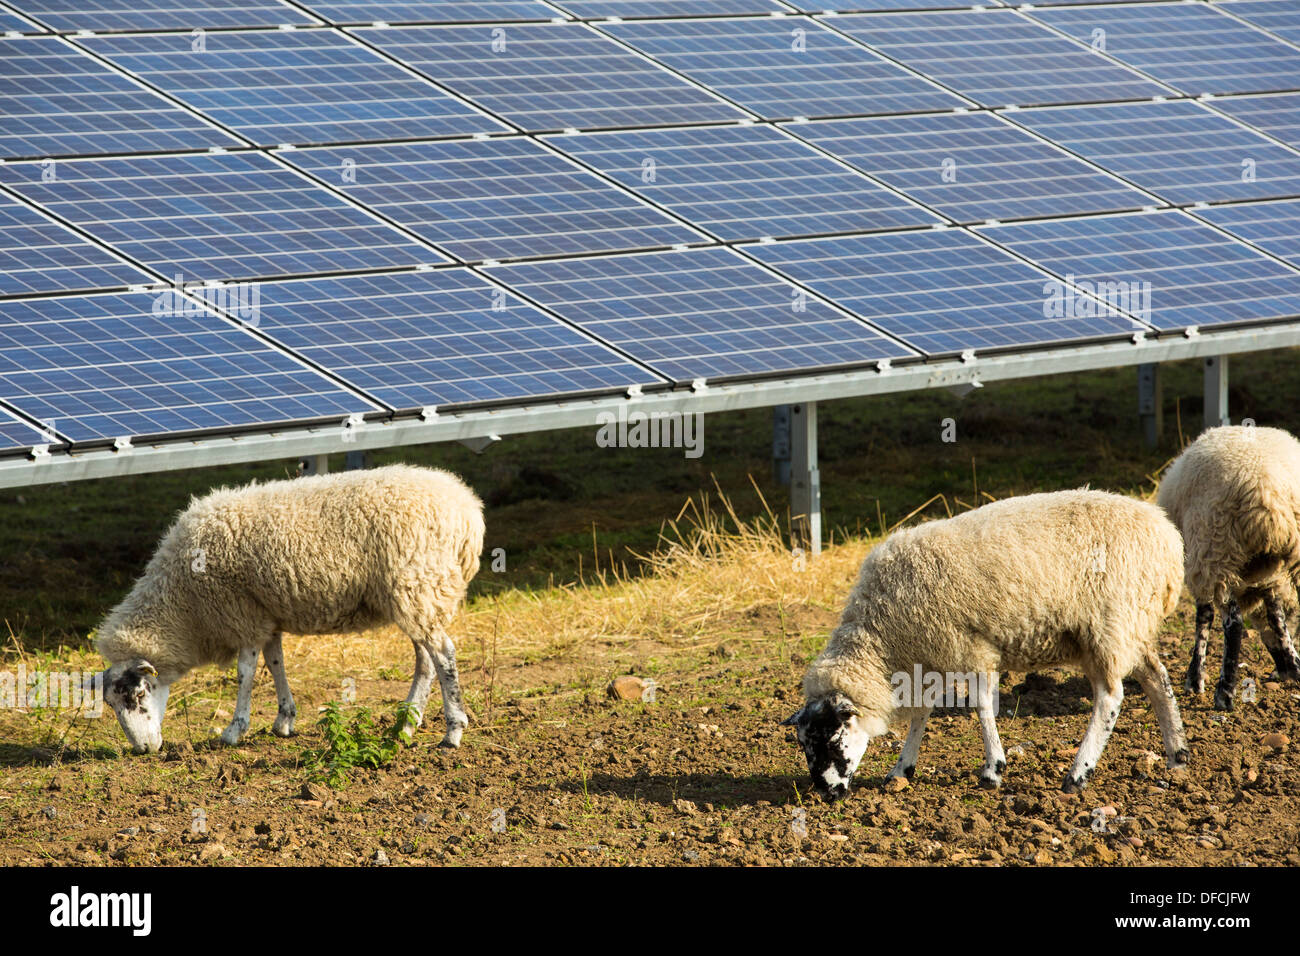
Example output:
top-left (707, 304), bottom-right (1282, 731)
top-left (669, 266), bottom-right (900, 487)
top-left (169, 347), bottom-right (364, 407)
top-left (78, 29), bottom-right (507, 148)
top-left (1194, 198), bottom-right (1300, 268)
top-left (832, 9), bottom-right (1171, 108)
top-left (0, 291), bottom-right (372, 443)
top-left (0, 9), bottom-right (40, 32)
top-left (1030, 3), bottom-right (1300, 96)
top-left (543, 122), bottom-right (940, 241)
top-left (0, 192), bottom-right (153, 297)
top-left (6, 0), bottom-right (318, 32)
top-left (278, 137), bottom-right (703, 262)
top-left (301, 1), bottom-right (561, 23)
top-left (783, 111), bottom-right (1153, 224)
top-left (1011, 99), bottom-right (1300, 205)
top-left (976, 210), bottom-right (1300, 332)
top-left (601, 16), bottom-right (966, 119)
top-left (0, 410), bottom-right (54, 452)
top-left (1213, 92), bottom-right (1300, 150)
top-left (484, 246), bottom-right (916, 382)
top-left (0, 36), bottom-right (240, 159)
top-left (250, 269), bottom-right (664, 410)
top-left (1217, 0), bottom-right (1300, 45)
top-left (0, 151), bottom-right (446, 282)
top-left (745, 227), bottom-right (1144, 355)
top-left (552, 1), bottom-right (788, 16)
top-left (786, 1), bottom-right (1001, 9)
top-left (354, 21), bottom-right (746, 131)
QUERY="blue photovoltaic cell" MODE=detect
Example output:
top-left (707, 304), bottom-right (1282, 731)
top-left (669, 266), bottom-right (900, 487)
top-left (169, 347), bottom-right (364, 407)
top-left (485, 246), bottom-right (915, 381)
top-left (977, 211), bottom-right (1300, 332)
top-left (1031, 4), bottom-right (1300, 96)
top-left (602, 16), bottom-right (965, 119)
top-left (302, 1), bottom-right (560, 22)
top-left (0, 152), bottom-right (445, 282)
top-left (1012, 100), bottom-right (1300, 205)
top-left (0, 412), bottom-right (50, 451)
top-left (280, 137), bottom-right (701, 262)
top-left (1195, 199), bottom-right (1300, 268)
top-left (0, 192), bottom-right (153, 296)
top-left (252, 270), bottom-right (663, 410)
top-left (0, 292), bottom-right (371, 442)
top-left (6, 0), bottom-right (317, 31)
top-left (786, 0), bottom-right (1000, 8)
top-left (0, 37), bottom-right (239, 159)
top-left (746, 228), bottom-right (1142, 355)
top-left (544, 123), bottom-right (939, 240)
top-left (1218, 0), bottom-right (1300, 45)
top-left (79, 30), bottom-right (506, 147)
top-left (833, 10), bottom-right (1170, 107)
top-left (1214, 92), bottom-right (1300, 149)
top-left (553, 1), bottom-right (787, 16)
top-left (355, 22), bottom-right (745, 131)
top-left (0, 9), bottom-right (39, 32)
top-left (785, 112), bottom-right (1153, 224)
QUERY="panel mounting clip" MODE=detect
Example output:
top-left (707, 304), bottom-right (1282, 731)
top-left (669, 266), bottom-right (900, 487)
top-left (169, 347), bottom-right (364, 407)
top-left (29, 444), bottom-right (50, 462)
top-left (420, 406), bottom-right (439, 422)
top-left (691, 378), bottom-right (708, 393)
top-left (626, 384), bottom-right (643, 398)
top-left (113, 436), bottom-right (133, 453)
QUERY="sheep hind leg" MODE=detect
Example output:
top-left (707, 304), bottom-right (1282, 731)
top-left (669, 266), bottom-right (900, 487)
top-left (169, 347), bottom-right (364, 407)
top-left (431, 637), bottom-right (468, 749)
top-left (398, 640), bottom-right (437, 746)
top-left (974, 677), bottom-right (1006, 789)
top-left (1186, 602), bottom-right (1213, 694)
top-left (887, 709), bottom-right (930, 782)
top-left (1135, 656), bottom-right (1189, 770)
top-left (1213, 599), bottom-right (1245, 711)
top-left (1260, 591), bottom-right (1300, 682)
top-left (263, 632), bottom-right (296, 737)
top-left (1062, 678), bottom-right (1123, 794)
top-left (220, 646), bottom-right (259, 745)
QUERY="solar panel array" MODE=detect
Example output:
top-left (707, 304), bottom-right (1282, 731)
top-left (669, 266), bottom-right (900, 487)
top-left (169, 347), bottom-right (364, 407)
top-left (1, 0), bottom-right (1299, 454)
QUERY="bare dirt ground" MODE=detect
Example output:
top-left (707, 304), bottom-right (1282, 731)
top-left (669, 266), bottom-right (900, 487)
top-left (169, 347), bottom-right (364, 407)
top-left (2, 518), bottom-right (1298, 867)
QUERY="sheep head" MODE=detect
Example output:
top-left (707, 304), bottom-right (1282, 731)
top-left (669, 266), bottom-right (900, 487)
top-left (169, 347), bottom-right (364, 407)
top-left (782, 693), bottom-right (871, 801)
top-left (94, 659), bottom-right (168, 754)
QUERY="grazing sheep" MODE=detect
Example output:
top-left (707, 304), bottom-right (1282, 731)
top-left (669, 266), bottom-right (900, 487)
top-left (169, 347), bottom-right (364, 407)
top-left (91, 464), bottom-right (484, 754)
top-left (1156, 425), bottom-right (1300, 710)
top-left (783, 489), bottom-right (1188, 799)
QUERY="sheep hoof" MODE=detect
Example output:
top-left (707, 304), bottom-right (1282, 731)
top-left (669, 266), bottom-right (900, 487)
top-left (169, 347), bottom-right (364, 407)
top-left (1184, 675), bottom-right (1204, 694)
top-left (219, 725), bottom-right (246, 746)
top-left (439, 727), bottom-right (465, 748)
top-left (272, 719), bottom-right (295, 738)
top-left (978, 773), bottom-right (1001, 790)
top-left (1213, 688), bottom-right (1235, 711)
top-left (1060, 776), bottom-right (1085, 794)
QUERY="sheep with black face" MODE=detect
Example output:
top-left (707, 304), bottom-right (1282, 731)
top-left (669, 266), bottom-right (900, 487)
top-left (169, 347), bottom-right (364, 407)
top-left (785, 489), bottom-right (1189, 799)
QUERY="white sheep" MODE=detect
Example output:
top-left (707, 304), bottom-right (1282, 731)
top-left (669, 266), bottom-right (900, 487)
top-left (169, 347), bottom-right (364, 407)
top-left (1156, 424), bottom-right (1300, 710)
top-left (91, 464), bottom-right (484, 753)
top-left (783, 489), bottom-right (1189, 798)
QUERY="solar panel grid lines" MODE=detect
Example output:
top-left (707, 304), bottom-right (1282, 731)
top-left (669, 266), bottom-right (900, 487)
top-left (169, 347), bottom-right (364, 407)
top-left (6, 0), bottom-right (322, 32)
top-left (1028, 2), bottom-right (1300, 96)
top-left (1191, 197), bottom-right (1300, 269)
top-left (0, 150), bottom-right (448, 284)
top-left (828, 7), bottom-right (1174, 108)
top-left (1007, 99), bottom-right (1300, 206)
top-left (1214, 0), bottom-right (1300, 46)
top-left (0, 189), bottom-right (156, 297)
top-left (275, 136), bottom-right (706, 263)
top-left (743, 226), bottom-right (1150, 356)
top-left (550, 1), bottom-right (793, 17)
top-left (0, 290), bottom-right (378, 444)
top-left (299, 1), bottom-right (568, 26)
top-left (1211, 91), bottom-right (1300, 151)
top-left (599, 14), bottom-right (970, 120)
top-left (788, 0), bottom-right (1004, 10)
top-left (0, 406), bottom-right (58, 452)
top-left (240, 268), bottom-right (668, 411)
top-left (541, 121), bottom-right (942, 242)
top-left (0, 35), bottom-right (244, 159)
top-left (975, 208), bottom-right (1300, 333)
top-left (780, 110), bottom-right (1159, 226)
top-left (0, 5), bottom-right (40, 34)
top-left (352, 20), bottom-right (749, 132)
top-left (484, 245), bottom-right (919, 384)
top-left (76, 27), bottom-right (511, 147)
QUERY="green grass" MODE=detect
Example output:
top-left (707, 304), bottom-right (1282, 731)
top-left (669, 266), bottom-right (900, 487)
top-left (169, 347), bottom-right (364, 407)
top-left (2, 348), bottom-right (1296, 654)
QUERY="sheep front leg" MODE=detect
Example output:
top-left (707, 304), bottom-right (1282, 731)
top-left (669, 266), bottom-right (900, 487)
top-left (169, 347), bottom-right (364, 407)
top-left (431, 639), bottom-right (468, 748)
top-left (1214, 599), bottom-right (1245, 711)
top-left (1186, 602), bottom-right (1213, 693)
top-left (263, 632), bottom-right (296, 737)
top-left (975, 679), bottom-right (1006, 789)
top-left (1062, 679), bottom-right (1123, 793)
top-left (1260, 592), bottom-right (1300, 682)
top-left (399, 640), bottom-right (437, 746)
top-left (1135, 656), bottom-right (1190, 770)
top-left (888, 709), bottom-right (930, 782)
top-left (220, 646), bottom-right (259, 745)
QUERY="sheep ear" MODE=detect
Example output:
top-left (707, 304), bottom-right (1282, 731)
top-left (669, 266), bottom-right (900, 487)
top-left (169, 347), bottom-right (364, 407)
top-left (834, 698), bottom-right (860, 720)
top-left (780, 707), bottom-right (806, 727)
top-left (136, 662), bottom-right (157, 677)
